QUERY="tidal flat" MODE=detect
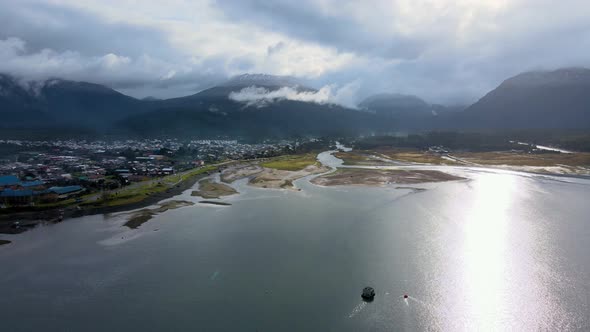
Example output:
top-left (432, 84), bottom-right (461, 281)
top-left (311, 168), bottom-right (465, 186)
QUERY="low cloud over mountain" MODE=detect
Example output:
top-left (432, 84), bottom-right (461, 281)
top-left (229, 82), bottom-right (360, 109)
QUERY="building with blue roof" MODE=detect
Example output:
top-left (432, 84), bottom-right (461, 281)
top-left (0, 189), bottom-right (34, 197)
top-left (0, 189), bottom-right (35, 205)
top-left (48, 186), bottom-right (83, 195)
top-left (0, 175), bottom-right (20, 187)
top-left (45, 186), bottom-right (84, 199)
top-left (21, 180), bottom-right (45, 188)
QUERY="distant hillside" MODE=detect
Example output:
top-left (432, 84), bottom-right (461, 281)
top-left (359, 93), bottom-right (432, 116)
top-left (460, 68), bottom-right (590, 129)
top-left (357, 93), bottom-right (465, 129)
top-left (0, 74), bottom-right (145, 128)
top-left (0, 74), bottom-right (53, 126)
top-left (0, 73), bottom-right (311, 130)
top-left (119, 100), bottom-right (381, 138)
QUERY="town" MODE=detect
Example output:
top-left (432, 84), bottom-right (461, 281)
top-left (0, 138), bottom-right (310, 208)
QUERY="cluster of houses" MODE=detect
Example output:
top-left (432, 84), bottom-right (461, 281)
top-left (0, 175), bottom-right (84, 206)
top-left (428, 146), bottom-right (450, 154)
top-left (0, 138), bottom-right (315, 208)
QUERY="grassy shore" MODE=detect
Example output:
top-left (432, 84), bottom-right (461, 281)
top-left (1, 165), bottom-right (219, 213)
top-left (337, 148), bottom-right (590, 170)
top-left (375, 149), bottom-right (459, 164)
top-left (84, 165), bottom-right (218, 208)
top-left (260, 153), bottom-right (319, 171)
top-left (334, 150), bottom-right (457, 165)
top-left (0, 164), bottom-right (221, 229)
top-left (452, 151), bottom-right (590, 167)
top-left (333, 152), bottom-right (384, 165)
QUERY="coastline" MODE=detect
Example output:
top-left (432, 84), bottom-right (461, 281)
top-left (0, 154), bottom-right (319, 234)
top-left (0, 167), bottom-right (214, 234)
top-left (2, 148), bottom-right (588, 235)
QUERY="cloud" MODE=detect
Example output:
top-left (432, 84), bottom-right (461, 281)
top-left (0, 2), bottom-right (173, 59)
top-left (0, 0), bottom-right (589, 103)
top-left (0, 36), bottom-right (226, 98)
top-left (215, 0), bottom-right (590, 103)
top-left (228, 82), bottom-right (361, 109)
top-left (215, 0), bottom-right (430, 60)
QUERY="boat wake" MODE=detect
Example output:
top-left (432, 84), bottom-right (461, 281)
top-left (348, 301), bottom-right (367, 318)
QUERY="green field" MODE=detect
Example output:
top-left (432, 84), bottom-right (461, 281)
top-left (84, 165), bottom-right (219, 207)
top-left (260, 153), bottom-right (318, 171)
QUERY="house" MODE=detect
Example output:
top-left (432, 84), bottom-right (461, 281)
top-left (192, 160), bottom-right (205, 167)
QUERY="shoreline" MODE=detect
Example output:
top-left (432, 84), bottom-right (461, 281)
top-left (2, 149), bottom-right (588, 235)
top-left (0, 168), bottom-right (213, 234)
top-left (0, 154), bottom-right (317, 234)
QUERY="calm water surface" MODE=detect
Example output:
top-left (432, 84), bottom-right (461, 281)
top-left (1, 155), bottom-right (589, 331)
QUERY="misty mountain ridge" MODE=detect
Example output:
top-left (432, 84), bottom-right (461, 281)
top-left (358, 93), bottom-right (466, 125)
top-left (159, 74), bottom-right (314, 108)
top-left (1, 68), bottom-right (589, 137)
top-left (359, 93), bottom-right (432, 115)
top-left (120, 74), bottom-right (367, 137)
top-left (0, 74), bottom-right (145, 127)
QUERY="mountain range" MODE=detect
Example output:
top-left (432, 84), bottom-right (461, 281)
top-left (1, 68), bottom-right (589, 138)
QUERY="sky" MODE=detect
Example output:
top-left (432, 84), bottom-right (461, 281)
top-left (0, 0), bottom-right (589, 105)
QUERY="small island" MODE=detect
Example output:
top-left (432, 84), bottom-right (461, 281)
top-left (124, 200), bottom-right (195, 229)
top-left (199, 201), bottom-right (232, 206)
top-left (191, 179), bottom-right (238, 199)
top-left (221, 154), bottom-right (329, 190)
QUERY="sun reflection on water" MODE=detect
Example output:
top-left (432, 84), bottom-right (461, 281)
top-left (461, 175), bottom-right (515, 330)
top-left (424, 173), bottom-right (580, 331)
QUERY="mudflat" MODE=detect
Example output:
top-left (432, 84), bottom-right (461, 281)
top-left (311, 168), bottom-right (465, 186)
top-left (192, 179), bottom-right (238, 199)
top-left (124, 200), bottom-right (195, 229)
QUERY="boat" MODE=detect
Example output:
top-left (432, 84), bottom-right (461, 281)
top-left (361, 287), bottom-right (375, 300)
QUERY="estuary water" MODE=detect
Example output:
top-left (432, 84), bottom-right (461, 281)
top-left (1, 152), bottom-right (590, 331)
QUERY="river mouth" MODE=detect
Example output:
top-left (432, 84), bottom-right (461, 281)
top-left (1, 148), bottom-right (590, 331)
